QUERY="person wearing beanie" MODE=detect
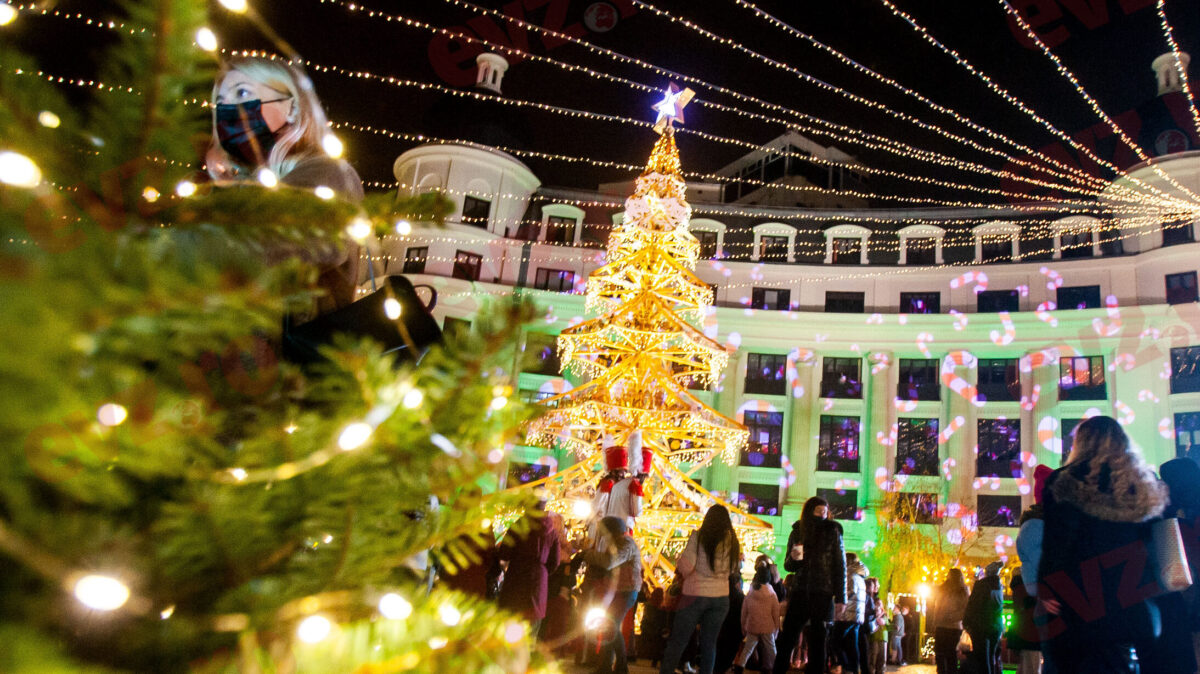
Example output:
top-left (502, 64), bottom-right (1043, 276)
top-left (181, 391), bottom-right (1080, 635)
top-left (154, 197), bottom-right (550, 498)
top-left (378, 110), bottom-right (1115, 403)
top-left (963, 561), bottom-right (1004, 674)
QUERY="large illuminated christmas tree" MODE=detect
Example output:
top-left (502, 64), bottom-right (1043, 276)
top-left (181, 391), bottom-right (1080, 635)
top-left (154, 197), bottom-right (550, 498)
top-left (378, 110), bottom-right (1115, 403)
top-left (527, 87), bottom-right (772, 581)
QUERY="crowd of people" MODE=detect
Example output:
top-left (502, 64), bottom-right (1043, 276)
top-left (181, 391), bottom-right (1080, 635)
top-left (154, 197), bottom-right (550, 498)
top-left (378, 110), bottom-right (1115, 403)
top-left (425, 414), bottom-right (1200, 674)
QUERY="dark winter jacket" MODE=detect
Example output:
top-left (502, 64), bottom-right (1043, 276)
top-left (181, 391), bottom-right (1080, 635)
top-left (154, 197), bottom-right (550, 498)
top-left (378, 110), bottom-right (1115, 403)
top-left (1007, 572), bottom-right (1040, 651)
top-left (963, 574), bottom-right (1003, 637)
top-left (1038, 460), bottom-right (1168, 645)
top-left (783, 518), bottom-right (846, 603)
top-left (497, 514), bottom-right (561, 621)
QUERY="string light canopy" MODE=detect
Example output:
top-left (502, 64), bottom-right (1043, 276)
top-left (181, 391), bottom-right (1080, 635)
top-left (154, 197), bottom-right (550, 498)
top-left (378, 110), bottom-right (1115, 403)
top-left (526, 87), bottom-right (771, 580)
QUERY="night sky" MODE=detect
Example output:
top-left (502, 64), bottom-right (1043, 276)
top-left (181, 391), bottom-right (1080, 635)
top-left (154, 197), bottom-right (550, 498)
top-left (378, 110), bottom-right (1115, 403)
top-left (15, 0), bottom-right (1200, 203)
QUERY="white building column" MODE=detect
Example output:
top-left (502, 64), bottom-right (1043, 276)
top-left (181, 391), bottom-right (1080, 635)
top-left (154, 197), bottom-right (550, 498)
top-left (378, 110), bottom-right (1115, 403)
top-left (865, 350), bottom-right (897, 506)
top-left (943, 351), bottom-right (979, 508)
top-left (787, 356), bottom-right (821, 506)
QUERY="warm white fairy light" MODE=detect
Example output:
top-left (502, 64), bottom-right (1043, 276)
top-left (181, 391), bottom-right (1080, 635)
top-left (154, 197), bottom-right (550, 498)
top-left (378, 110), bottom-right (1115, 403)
top-left (402, 389), bottom-right (424, 409)
top-left (73, 574), bottom-right (130, 611)
top-left (195, 27), bottom-right (218, 52)
top-left (97, 403), bottom-right (128, 427)
top-left (313, 185), bottom-right (334, 200)
top-left (297, 615), bottom-right (332, 643)
top-left (218, 0), bottom-right (248, 13)
top-left (174, 180), bottom-right (196, 198)
top-left (393, 218), bottom-right (411, 235)
top-left (383, 297), bottom-right (402, 320)
top-left (37, 110), bottom-right (60, 128)
top-left (378, 592), bottom-right (412, 620)
top-left (0, 4), bottom-right (16, 25)
top-left (229, 467), bottom-right (248, 482)
top-left (490, 396), bottom-right (508, 411)
top-left (256, 167), bottom-right (278, 188)
top-left (142, 186), bottom-right (160, 202)
top-left (345, 217), bottom-right (371, 242)
top-left (0, 151), bottom-right (41, 188)
top-left (321, 133), bottom-right (344, 159)
top-left (337, 422), bottom-right (373, 450)
top-left (438, 604), bottom-right (461, 626)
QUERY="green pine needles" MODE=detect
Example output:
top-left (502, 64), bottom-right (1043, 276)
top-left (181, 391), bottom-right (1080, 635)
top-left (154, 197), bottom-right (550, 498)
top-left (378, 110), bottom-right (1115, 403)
top-left (0, 1), bottom-right (557, 672)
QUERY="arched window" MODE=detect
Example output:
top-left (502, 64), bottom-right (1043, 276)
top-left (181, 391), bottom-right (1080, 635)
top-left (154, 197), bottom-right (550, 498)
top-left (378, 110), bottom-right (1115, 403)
top-left (689, 218), bottom-right (727, 259)
top-left (897, 224), bottom-right (945, 265)
top-left (752, 223), bottom-right (796, 263)
top-left (824, 224), bottom-right (870, 265)
top-left (972, 221), bottom-right (1021, 263)
top-left (1052, 216), bottom-right (1100, 260)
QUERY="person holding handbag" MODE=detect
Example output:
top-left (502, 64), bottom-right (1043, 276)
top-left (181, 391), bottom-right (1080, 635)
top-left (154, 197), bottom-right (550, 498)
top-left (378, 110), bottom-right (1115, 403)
top-left (658, 505), bottom-right (740, 674)
top-left (1038, 415), bottom-right (1175, 673)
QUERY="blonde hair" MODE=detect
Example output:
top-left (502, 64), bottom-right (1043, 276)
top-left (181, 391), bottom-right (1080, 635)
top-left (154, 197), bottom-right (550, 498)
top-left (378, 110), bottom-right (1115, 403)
top-left (1068, 415), bottom-right (1164, 506)
top-left (206, 57), bottom-right (329, 180)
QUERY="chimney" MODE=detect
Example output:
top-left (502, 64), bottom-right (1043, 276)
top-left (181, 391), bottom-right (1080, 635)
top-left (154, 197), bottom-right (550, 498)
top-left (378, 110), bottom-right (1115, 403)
top-left (474, 53), bottom-right (509, 95)
top-left (1152, 52), bottom-right (1191, 96)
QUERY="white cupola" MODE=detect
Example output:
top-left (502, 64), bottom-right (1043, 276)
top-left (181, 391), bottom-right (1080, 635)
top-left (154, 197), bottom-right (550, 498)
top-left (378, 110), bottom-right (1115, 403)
top-left (1152, 52), bottom-right (1191, 96)
top-left (474, 53), bottom-right (509, 95)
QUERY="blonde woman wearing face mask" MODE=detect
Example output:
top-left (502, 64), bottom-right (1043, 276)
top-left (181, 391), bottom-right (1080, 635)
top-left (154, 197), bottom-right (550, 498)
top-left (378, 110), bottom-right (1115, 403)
top-left (207, 57), bottom-right (368, 310)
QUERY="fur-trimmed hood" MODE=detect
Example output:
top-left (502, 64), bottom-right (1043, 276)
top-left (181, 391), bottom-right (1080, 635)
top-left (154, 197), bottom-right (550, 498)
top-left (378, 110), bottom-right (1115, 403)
top-left (1049, 461), bottom-right (1168, 523)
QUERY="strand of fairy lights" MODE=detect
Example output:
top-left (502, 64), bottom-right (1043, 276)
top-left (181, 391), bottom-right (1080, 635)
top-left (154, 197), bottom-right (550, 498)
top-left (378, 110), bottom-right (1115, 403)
top-left (1155, 0), bottom-right (1200, 137)
top-left (426, 0), bottom-right (1118, 199)
top-left (999, 0), bottom-right (1200, 205)
top-left (729, 0), bottom-right (1142, 201)
top-left (10, 3), bottom-right (151, 35)
top-left (428, 221), bottom-right (1194, 297)
top-left (337, 121), bottom-right (1175, 214)
top-left (878, 0), bottom-right (1200, 211)
top-left (39, 2), bottom-right (1184, 212)
top-left (318, 0), bottom-right (1126, 201)
top-left (380, 214), bottom-right (1188, 264)
top-left (227, 52), bottom-right (1106, 204)
top-left (628, 0), bottom-right (1128, 199)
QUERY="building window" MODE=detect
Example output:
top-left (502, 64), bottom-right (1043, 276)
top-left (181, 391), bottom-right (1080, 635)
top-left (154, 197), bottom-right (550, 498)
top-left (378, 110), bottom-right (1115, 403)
top-left (1057, 285), bottom-right (1101, 310)
top-left (816, 488), bottom-right (860, 521)
top-left (461, 195), bottom-right (491, 228)
top-left (745, 353), bottom-right (787, 395)
top-left (1060, 229), bottom-right (1093, 258)
top-left (1166, 272), bottom-right (1199, 305)
top-left (897, 359), bottom-right (940, 401)
top-left (831, 237), bottom-right (861, 264)
top-left (507, 461), bottom-right (552, 486)
top-left (906, 237), bottom-right (936, 265)
top-left (402, 246), bottom-right (428, 274)
top-left (696, 230), bottom-right (718, 258)
top-left (820, 357), bottom-right (862, 399)
top-left (977, 495), bottom-right (1022, 527)
top-left (817, 415), bottom-right (860, 473)
top-left (977, 289), bottom-right (1019, 313)
top-left (825, 291), bottom-right (865, 313)
top-left (977, 358), bottom-right (1020, 402)
top-left (734, 482), bottom-right (782, 516)
top-left (900, 291), bottom-right (940, 314)
top-left (533, 268), bottom-right (576, 292)
top-left (1170, 346), bottom-right (1200, 394)
top-left (545, 215), bottom-right (576, 244)
top-left (518, 388), bottom-right (553, 403)
top-left (1100, 233), bottom-right (1124, 257)
top-left (452, 250), bottom-right (482, 281)
top-left (759, 235), bottom-right (790, 261)
top-left (741, 410), bottom-right (784, 468)
top-left (751, 287), bottom-right (791, 311)
top-left (896, 418), bottom-right (939, 476)
top-left (977, 418), bottom-right (1021, 477)
top-left (896, 493), bottom-right (941, 524)
top-left (1163, 221), bottom-right (1195, 246)
top-left (1059, 356), bottom-right (1106, 401)
top-left (522, 332), bottom-right (560, 376)
top-left (1061, 417), bottom-right (1084, 466)
top-left (981, 238), bottom-right (1012, 263)
top-left (1176, 412), bottom-right (1200, 462)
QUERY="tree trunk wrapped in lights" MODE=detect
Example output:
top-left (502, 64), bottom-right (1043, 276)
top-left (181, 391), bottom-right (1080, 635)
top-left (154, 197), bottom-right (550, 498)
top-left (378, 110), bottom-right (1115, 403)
top-left (525, 124), bottom-right (773, 582)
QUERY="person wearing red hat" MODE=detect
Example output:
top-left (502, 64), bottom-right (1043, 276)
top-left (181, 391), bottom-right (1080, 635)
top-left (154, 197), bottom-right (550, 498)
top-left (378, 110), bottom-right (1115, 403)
top-left (607, 431), bottom-right (647, 532)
